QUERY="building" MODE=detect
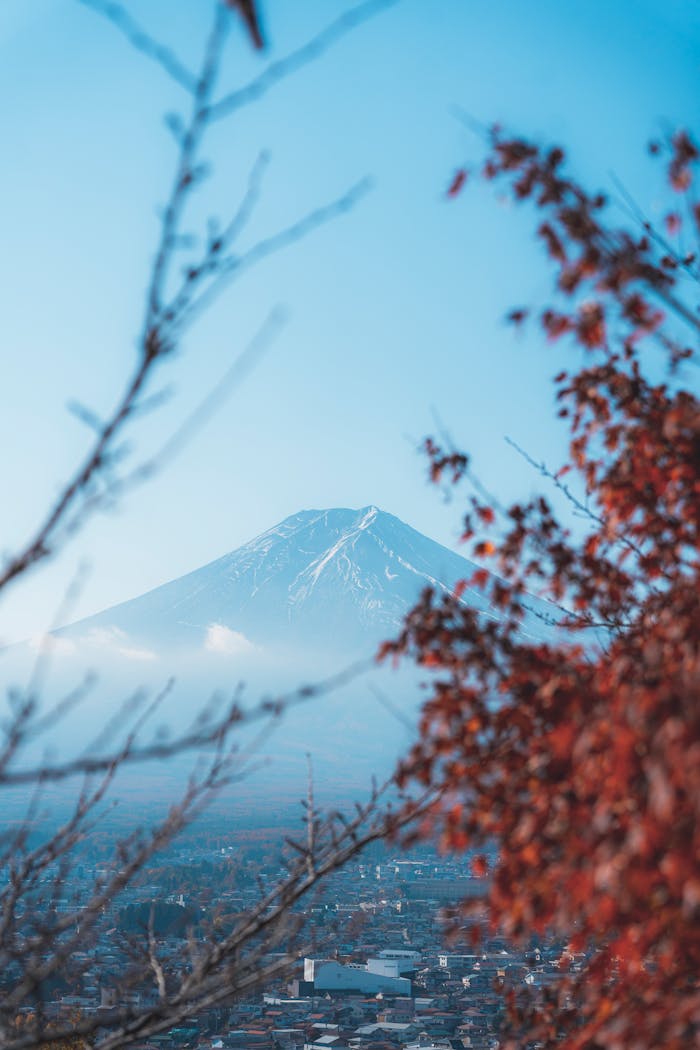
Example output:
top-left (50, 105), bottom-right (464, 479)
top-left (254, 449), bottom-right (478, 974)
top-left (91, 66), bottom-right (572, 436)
top-left (302, 959), bottom-right (411, 997)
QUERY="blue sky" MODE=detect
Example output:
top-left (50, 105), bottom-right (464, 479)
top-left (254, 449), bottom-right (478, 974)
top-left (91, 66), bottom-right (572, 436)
top-left (0, 0), bottom-right (698, 642)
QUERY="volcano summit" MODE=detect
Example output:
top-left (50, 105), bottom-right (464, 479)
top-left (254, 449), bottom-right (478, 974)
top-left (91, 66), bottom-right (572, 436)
top-left (60, 506), bottom-right (497, 659)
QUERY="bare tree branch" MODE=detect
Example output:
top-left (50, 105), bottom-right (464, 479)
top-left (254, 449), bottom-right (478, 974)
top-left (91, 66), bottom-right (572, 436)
top-left (0, 658), bottom-right (372, 787)
top-left (0, 2), bottom-right (376, 600)
top-left (77, 0), bottom-right (197, 92)
top-left (0, 6), bottom-right (411, 1048)
top-left (209, 0), bottom-right (399, 122)
top-left (173, 176), bottom-right (372, 334)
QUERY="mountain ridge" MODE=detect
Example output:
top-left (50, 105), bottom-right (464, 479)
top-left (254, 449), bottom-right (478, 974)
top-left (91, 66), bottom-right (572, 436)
top-left (14, 506), bottom-right (558, 798)
top-left (57, 506), bottom-right (494, 659)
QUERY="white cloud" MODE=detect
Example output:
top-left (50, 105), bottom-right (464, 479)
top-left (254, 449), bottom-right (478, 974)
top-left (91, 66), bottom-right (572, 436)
top-left (204, 623), bottom-right (255, 657)
top-left (116, 644), bottom-right (158, 662)
top-left (29, 633), bottom-right (77, 656)
top-left (77, 625), bottom-right (158, 662)
top-left (86, 626), bottom-right (127, 647)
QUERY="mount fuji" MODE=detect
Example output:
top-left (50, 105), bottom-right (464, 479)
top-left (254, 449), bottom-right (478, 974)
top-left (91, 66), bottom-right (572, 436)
top-left (58, 505), bottom-right (509, 662)
top-left (16, 507), bottom-right (555, 805)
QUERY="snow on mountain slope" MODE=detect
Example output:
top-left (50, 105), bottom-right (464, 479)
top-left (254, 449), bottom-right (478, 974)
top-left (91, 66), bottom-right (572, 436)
top-left (18, 508), bottom-right (560, 802)
top-left (59, 506), bottom-right (503, 658)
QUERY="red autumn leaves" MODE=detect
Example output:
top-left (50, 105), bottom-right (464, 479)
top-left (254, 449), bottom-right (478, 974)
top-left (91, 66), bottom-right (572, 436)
top-left (446, 168), bottom-right (469, 197)
top-left (385, 129), bottom-right (700, 1049)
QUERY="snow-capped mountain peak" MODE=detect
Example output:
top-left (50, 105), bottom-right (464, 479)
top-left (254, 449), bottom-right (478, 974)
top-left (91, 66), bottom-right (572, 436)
top-left (60, 507), bottom-right (487, 657)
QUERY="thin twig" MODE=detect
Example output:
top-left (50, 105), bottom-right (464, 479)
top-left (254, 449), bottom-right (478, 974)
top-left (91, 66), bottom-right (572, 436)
top-left (175, 177), bottom-right (373, 334)
top-left (209, 0), bottom-right (399, 122)
top-left (78, 0), bottom-right (197, 91)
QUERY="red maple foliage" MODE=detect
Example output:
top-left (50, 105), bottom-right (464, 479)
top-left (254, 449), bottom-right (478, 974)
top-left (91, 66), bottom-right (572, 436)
top-left (446, 168), bottom-right (469, 198)
top-left (383, 129), bottom-right (700, 1048)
